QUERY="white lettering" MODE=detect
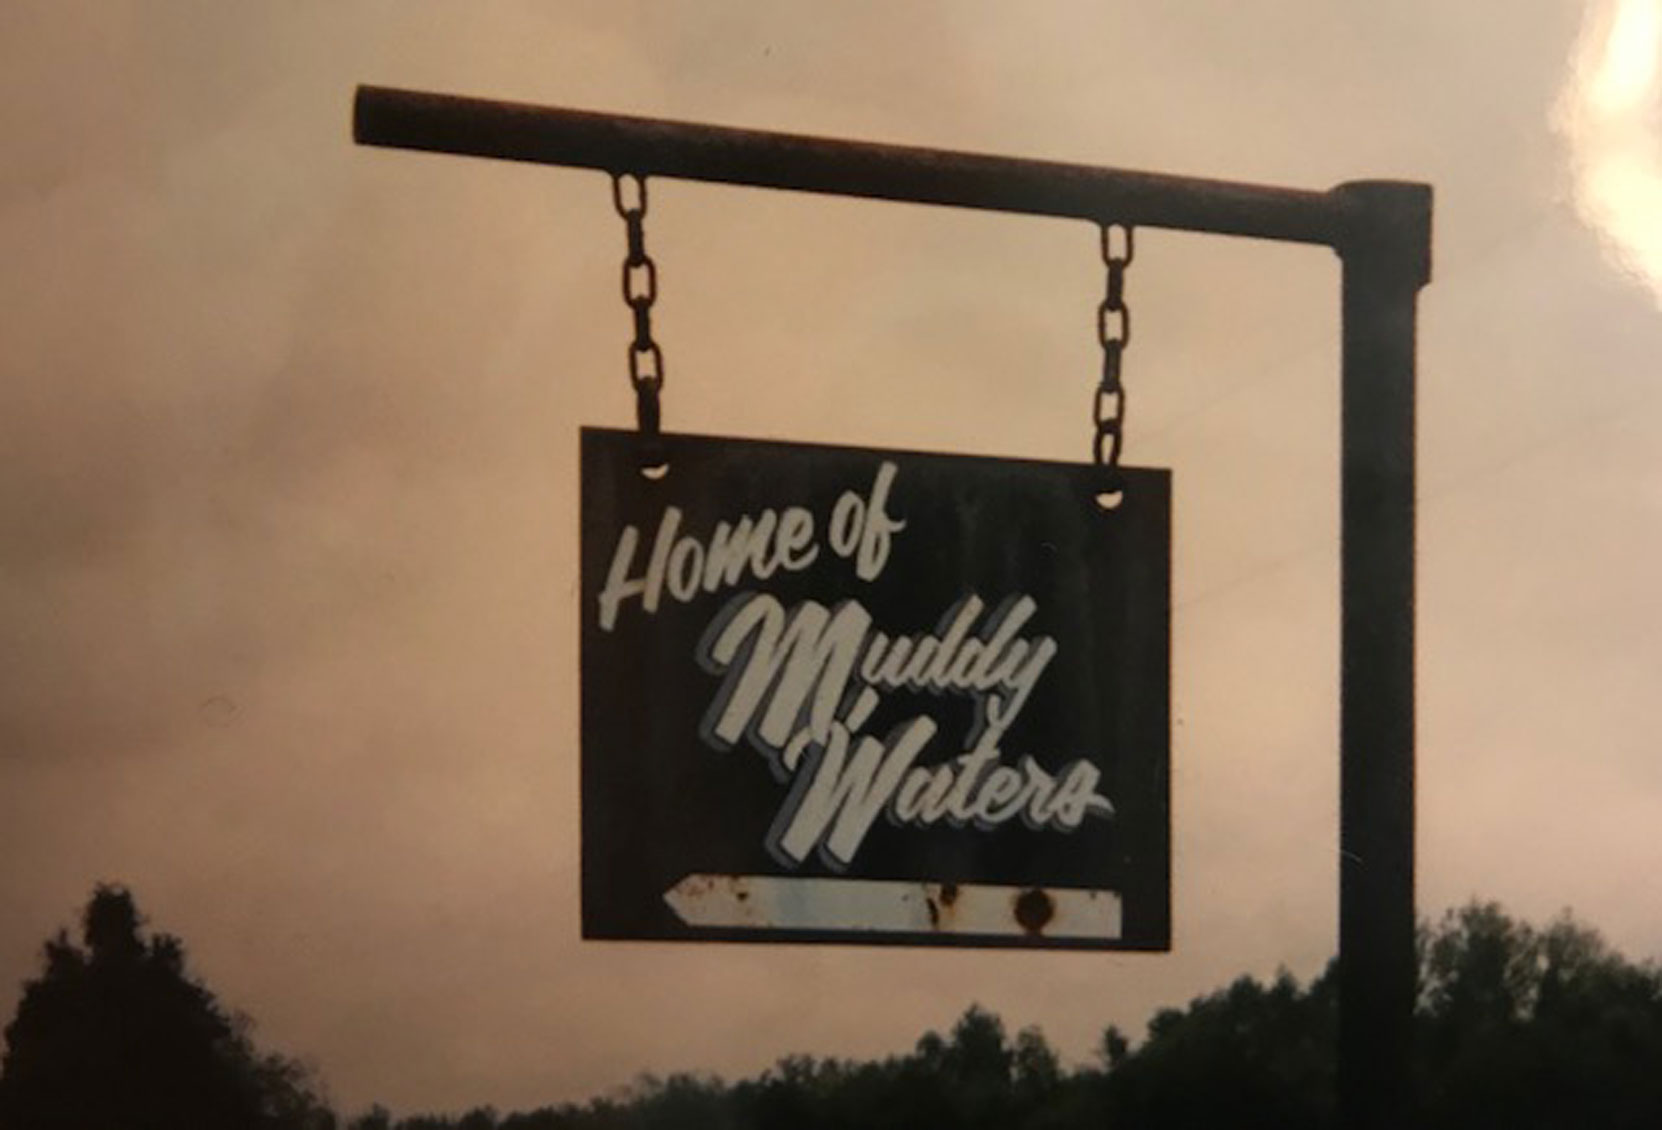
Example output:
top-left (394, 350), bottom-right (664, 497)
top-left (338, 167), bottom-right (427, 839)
top-left (597, 504), bottom-right (820, 630)
top-left (828, 491), bottom-right (863, 558)
top-left (600, 459), bottom-right (1119, 870)
top-left (699, 595), bottom-right (870, 754)
top-left (882, 739), bottom-right (1111, 839)
top-left (596, 508), bottom-right (681, 631)
top-left (772, 714), bottom-right (937, 869)
top-left (667, 536), bottom-right (703, 602)
top-left (697, 590), bottom-right (1114, 865)
top-left (856, 461), bottom-right (906, 581)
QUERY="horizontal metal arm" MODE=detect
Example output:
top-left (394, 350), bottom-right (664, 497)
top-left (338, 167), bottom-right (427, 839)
top-left (354, 85), bottom-right (1374, 247)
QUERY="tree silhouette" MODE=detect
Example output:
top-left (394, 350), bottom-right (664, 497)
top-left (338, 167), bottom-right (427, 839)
top-left (0, 884), bottom-right (333, 1130)
top-left (1413, 902), bottom-right (1662, 1129)
top-left (1100, 967), bottom-right (1338, 1129)
top-left (1096, 901), bottom-right (1662, 1130)
top-left (337, 900), bottom-right (1662, 1128)
top-left (26, 893), bottom-right (1631, 1130)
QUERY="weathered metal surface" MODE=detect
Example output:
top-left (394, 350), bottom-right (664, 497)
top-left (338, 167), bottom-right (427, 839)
top-left (581, 429), bottom-right (1170, 950)
top-left (353, 85), bottom-right (1346, 244)
top-left (664, 876), bottom-right (1121, 941)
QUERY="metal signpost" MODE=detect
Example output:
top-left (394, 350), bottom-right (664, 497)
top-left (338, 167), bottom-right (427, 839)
top-left (353, 85), bottom-right (1431, 1129)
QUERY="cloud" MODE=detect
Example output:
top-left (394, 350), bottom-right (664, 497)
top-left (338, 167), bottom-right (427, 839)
top-left (1557, 0), bottom-right (1662, 306)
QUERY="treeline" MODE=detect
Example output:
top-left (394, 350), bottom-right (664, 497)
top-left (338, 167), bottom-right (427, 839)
top-left (353, 903), bottom-right (1662, 1130)
top-left (3, 889), bottom-right (1661, 1130)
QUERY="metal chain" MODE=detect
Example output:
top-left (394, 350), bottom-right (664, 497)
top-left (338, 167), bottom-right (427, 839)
top-left (1094, 223), bottom-right (1134, 497)
top-left (613, 173), bottom-right (666, 468)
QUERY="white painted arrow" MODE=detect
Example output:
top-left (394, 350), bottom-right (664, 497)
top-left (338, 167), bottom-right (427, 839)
top-left (663, 874), bottom-right (1121, 940)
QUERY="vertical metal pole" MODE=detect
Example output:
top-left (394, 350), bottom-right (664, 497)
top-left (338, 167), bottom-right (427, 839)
top-left (1334, 180), bottom-right (1432, 1130)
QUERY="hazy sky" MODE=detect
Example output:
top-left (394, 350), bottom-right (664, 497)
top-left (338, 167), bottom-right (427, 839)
top-left (4, 0), bottom-right (1662, 1118)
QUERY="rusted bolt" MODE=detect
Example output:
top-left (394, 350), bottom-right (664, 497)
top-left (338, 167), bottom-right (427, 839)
top-left (1013, 888), bottom-right (1055, 936)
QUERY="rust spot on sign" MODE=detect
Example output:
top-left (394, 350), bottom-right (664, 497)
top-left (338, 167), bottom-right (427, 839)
top-left (723, 876), bottom-right (752, 909)
top-left (926, 882), bottom-right (960, 930)
top-left (1013, 888), bottom-right (1055, 936)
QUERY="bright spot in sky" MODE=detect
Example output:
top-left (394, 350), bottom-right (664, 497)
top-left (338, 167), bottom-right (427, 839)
top-left (1557, 0), bottom-right (1662, 307)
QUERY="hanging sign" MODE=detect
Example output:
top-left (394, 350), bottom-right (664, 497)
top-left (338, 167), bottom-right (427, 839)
top-left (580, 428), bottom-right (1170, 950)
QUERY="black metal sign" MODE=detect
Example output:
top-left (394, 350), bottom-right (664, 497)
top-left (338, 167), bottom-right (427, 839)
top-left (581, 428), bottom-right (1170, 949)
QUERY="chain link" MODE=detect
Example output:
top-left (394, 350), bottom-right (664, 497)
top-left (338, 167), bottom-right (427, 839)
top-left (613, 173), bottom-right (666, 468)
top-left (1093, 223), bottom-right (1133, 496)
